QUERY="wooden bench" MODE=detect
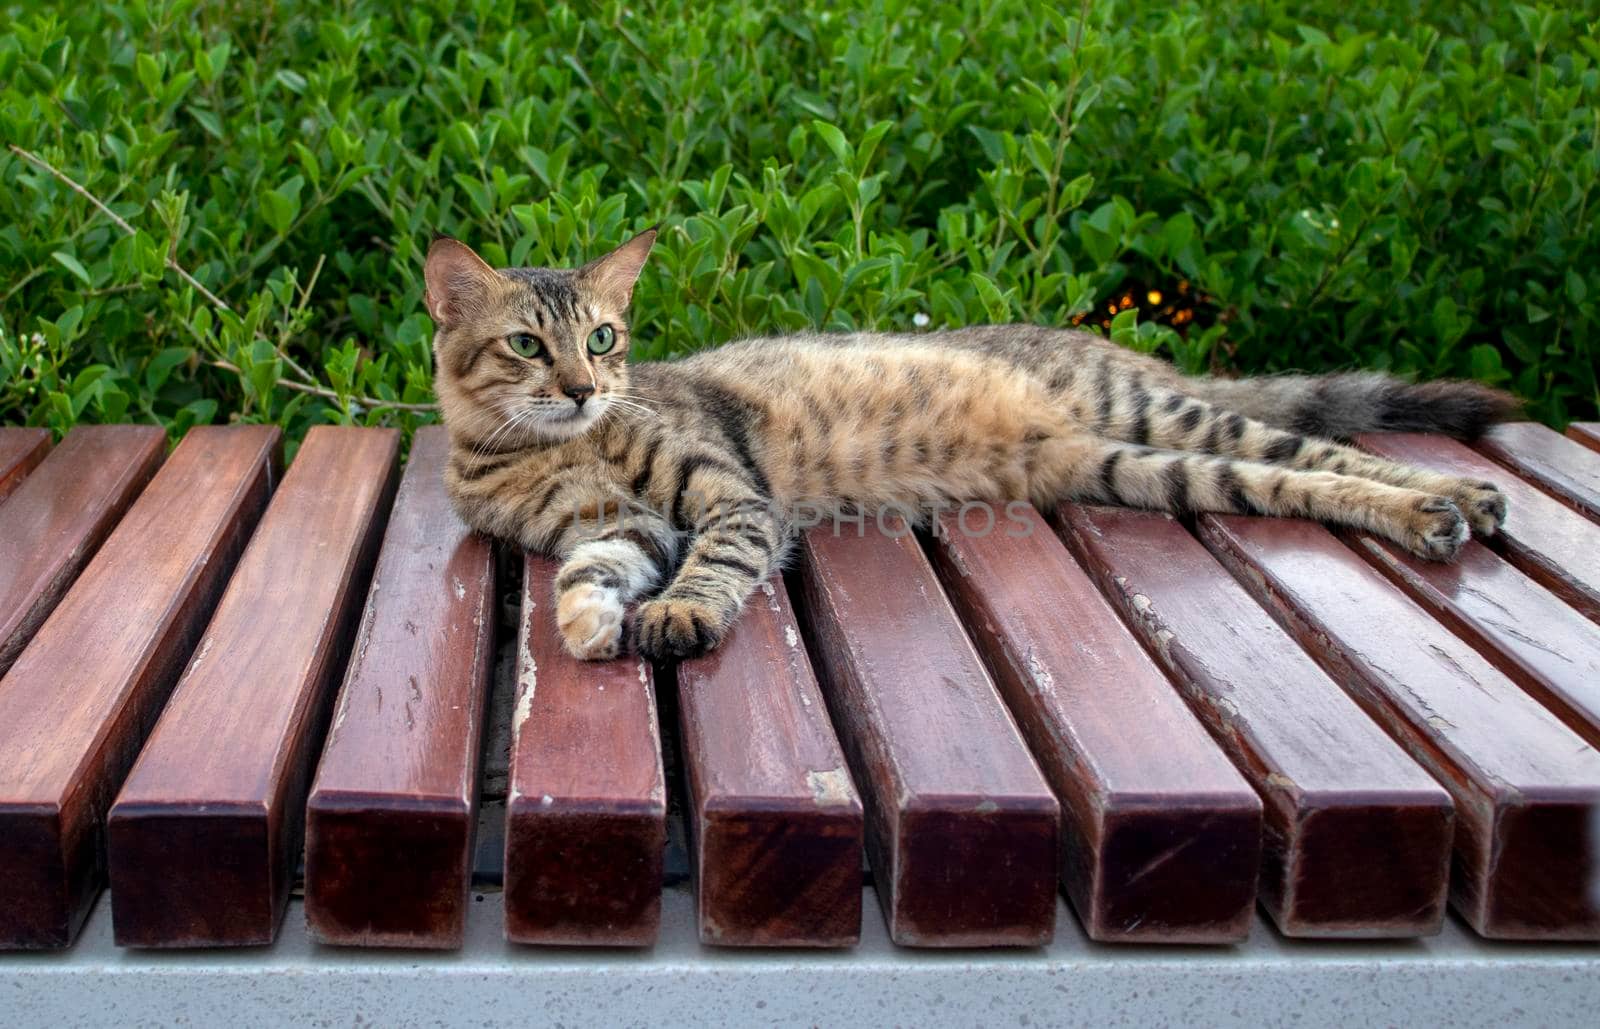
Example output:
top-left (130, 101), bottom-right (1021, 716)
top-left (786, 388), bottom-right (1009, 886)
top-left (2, 420), bottom-right (1599, 1016)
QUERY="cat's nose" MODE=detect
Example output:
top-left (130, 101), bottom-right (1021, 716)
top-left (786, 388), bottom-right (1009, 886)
top-left (562, 383), bottom-right (596, 407)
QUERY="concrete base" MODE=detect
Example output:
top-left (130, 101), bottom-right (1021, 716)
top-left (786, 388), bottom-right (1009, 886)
top-left (2, 886), bottom-right (1597, 1027)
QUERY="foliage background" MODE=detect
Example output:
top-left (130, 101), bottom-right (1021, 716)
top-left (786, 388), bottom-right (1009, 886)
top-left (2, 0), bottom-right (1597, 450)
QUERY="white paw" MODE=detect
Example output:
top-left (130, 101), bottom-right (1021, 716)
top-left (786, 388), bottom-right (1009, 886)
top-left (556, 583), bottom-right (625, 660)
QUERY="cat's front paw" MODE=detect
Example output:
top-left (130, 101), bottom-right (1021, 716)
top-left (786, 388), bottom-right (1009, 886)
top-left (633, 596), bottom-right (727, 660)
top-left (556, 582), bottom-right (625, 660)
top-left (1448, 479), bottom-right (1508, 537)
top-left (1403, 496), bottom-right (1470, 561)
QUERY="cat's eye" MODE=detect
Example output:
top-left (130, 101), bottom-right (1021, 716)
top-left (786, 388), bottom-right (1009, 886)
top-left (508, 333), bottom-right (543, 358)
top-left (587, 324), bottom-right (617, 355)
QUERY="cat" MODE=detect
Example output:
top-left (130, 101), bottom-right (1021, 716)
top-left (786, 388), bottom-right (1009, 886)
top-left (425, 229), bottom-right (1514, 662)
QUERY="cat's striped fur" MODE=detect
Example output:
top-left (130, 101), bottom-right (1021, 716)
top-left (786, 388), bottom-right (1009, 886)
top-left (426, 231), bottom-right (1515, 661)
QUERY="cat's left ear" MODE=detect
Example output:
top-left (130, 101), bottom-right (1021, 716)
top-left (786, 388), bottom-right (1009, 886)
top-left (577, 227), bottom-right (657, 307)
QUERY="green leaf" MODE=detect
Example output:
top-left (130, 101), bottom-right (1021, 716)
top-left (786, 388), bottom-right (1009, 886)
top-left (189, 106), bottom-right (224, 139)
top-left (145, 347), bottom-right (194, 391)
top-left (1469, 344), bottom-right (1509, 384)
top-left (259, 185), bottom-right (300, 235)
top-left (51, 251), bottom-right (92, 286)
top-left (968, 272), bottom-right (1011, 322)
top-left (811, 120), bottom-right (851, 166)
top-left (135, 53), bottom-right (162, 95)
top-left (1566, 270), bottom-right (1588, 306)
top-left (1110, 308), bottom-right (1140, 348)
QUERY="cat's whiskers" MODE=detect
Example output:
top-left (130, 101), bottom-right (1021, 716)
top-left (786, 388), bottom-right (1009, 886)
top-left (596, 395), bottom-right (659, 426)
top-left (601, 395), bottom-right (657, 416)
top-left (602, 385), bottom-right (661, 413)
top-left (470, 401), bottom-right (538, 463)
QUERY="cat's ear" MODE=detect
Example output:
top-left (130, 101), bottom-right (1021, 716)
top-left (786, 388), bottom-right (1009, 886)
top-left (577, 227), bottom-right (657, 307)
top-left (424, 237), bottom-right (499, 327)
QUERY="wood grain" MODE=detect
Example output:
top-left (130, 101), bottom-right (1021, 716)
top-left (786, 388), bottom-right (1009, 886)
top-left (0, 427), bottom-right (50, 505)
top-left (0, 426), bottom-right (279, 949)
top-left (928, 506), bottom-right (1262, 943)
top-left (106, 427), bottom-right (399, 948)
top-left (0, 425), bottom-right (166, 676)
top-left (1359, 433), bottom-right (1600, 621)
top-left (1565, 422), bottom-right (1599, 454)
top-left (1199, 513), bottom-right (1600, 940)
top-left (304, 427), bottom-right (496, 950)
top-left (793, 523), bottom-right (1059, 947)
top-left (1053, 504), bottom-right (1454, 938)
top-left (1476, 422), bottom-right (1600, 522)
top-left (504, 555), bottom-right (666, 946)
top-left (677, 574), bottom-right (864, 947)
top-left (1353, 534), bottom-right (1600, 748)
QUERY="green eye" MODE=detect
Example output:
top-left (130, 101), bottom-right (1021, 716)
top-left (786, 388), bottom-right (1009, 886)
top-left (587, 324), bottom-right (617, 355)
top-left (508, 333), bottom-right (542, 358)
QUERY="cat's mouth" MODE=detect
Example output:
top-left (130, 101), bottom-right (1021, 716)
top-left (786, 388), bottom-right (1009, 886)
top-left (532, 397), bottom-right (606, 438)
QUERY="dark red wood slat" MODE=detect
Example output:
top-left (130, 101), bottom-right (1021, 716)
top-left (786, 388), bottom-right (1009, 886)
top-left (106, 427), bottom-right (399, 948)
top-left (0, 427), bottom-right (51, 505)
top-left (1198, 513), bottom-right (1600, 940)
top-left (1053, 504), bottom-right (1454, 938)
top-left (677, 575), bottom-right (864, 947)
top-left (927, 506), bottom-right (1262, 943)
top-left (794, 523), bottom-right (1059, 947)
top-left (0, 425), bottom-right (166, 676)
top-left (1476, 421), bottom-right (1600, 522)
top-left (304, 427), bottom-right (496, 950)
top-left (1359, 433), bottom-right (1600, 621)
top-left (1566, 422), bottom-right (1600, 454)
top-left (1353, 534), bottom-right (1600, 748)
top-left (504, 555), bottom-right (666, 946)
top-left (0, 426), bottom-right (279, 950)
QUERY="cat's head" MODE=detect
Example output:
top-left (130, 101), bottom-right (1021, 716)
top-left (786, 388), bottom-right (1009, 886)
top-left (424, 229), bottom-right (655, 446)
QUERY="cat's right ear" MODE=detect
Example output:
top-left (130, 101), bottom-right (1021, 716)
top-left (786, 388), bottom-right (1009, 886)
top-left (424, 237), bottom-right (498, 328)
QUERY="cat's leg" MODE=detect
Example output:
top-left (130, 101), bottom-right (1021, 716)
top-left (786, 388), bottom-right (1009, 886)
top-left (550, 499), bottom-right (680, 660)
top-left (633, 494), bottom-right (789, 660)
top-left (1095, 384), bottom-right (1506, 537)
top-left (1032, 436), bottom-right (1472, 560)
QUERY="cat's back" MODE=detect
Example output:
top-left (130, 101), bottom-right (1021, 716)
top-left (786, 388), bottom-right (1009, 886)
top-left (648, 324), bottom-right (1123, 377)
top-left (637, 325), bottom-right (1146, 410)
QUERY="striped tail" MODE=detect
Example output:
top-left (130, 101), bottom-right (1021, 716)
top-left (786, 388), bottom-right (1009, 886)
top-left (1186, 371), bottom-right (1519, 441)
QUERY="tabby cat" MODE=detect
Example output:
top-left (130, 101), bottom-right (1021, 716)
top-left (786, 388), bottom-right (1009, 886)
top-left (425, 229), bottom-right (1514, 662)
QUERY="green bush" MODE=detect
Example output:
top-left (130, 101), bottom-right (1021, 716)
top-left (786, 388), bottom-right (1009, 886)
top-left (2, 0), bottom-right (1596, 449)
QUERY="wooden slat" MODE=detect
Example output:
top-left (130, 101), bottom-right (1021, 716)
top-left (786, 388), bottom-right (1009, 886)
top-left (0, 427), bottom-right (279, 949)
top-left (0, 425), bottom-right (166, 676)
top-left (0, 427), bottom-right (51, 505)
top-left (1053, 504), bottom-right (1454, 938)
top-left (106, 427), bottom-right (399, 948)
top-left (928, 506), bottom-right (1262, 943)
top-left (1198, 513), bottom-right (1600, 940)
top-left (304, 427), bottom-right (496, 949)
top-left (677, 575), bottom-right (864, 947)
top-left (1360, 433), bottom-right (1600, 621)
top-left (1567, 422), bottom-right (1600, 454)
top-left (504, 555), bottom-right (666, 946)
top-left (1354, 534), bottom-right (1600, 748)
top-left (1476, 422), bottom-right (1600, 521)
top-left (794, 524), bottom-right (1059, 947)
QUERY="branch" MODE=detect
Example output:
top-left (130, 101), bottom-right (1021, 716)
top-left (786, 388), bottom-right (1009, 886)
top-left (7, 143), bottom-right (438, 415)
top-left (208, 356), bottom-right (438, 413)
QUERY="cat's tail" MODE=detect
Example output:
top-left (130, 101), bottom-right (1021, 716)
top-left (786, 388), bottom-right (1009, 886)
top-left (1185, 371), bottom-right (1519, 441)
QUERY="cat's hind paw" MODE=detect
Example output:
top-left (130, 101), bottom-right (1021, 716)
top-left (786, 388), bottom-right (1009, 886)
top-left (1405, 496), bottom-right (1470, 561)
top-left (1449, 479), bottom-right (1508, 537)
